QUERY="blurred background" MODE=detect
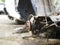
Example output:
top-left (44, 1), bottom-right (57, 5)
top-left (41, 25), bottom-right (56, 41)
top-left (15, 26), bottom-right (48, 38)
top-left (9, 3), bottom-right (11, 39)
top-left (0, 0), bottom-right (60, 45)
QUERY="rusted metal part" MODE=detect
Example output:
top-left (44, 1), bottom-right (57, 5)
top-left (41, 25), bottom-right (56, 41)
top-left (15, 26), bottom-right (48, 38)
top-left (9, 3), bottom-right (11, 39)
top-left (25, 14), bottom-right (33, 32)
top-left (26, 20), bottom-right (30, 32)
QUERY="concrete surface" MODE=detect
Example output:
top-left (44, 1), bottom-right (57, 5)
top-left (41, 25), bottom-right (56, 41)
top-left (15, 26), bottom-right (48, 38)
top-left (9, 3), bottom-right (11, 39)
top-left (0, 15), bottom-right (60, 45)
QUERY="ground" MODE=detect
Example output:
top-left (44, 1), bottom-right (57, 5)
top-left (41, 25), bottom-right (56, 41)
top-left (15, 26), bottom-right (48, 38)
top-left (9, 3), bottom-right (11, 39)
top-left (0, 15), bottom-right (60, 45)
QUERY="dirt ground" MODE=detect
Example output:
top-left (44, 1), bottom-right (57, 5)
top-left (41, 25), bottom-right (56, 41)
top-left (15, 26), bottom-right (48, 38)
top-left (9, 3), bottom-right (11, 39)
top-left (0, 15), bottom-right (60, 45)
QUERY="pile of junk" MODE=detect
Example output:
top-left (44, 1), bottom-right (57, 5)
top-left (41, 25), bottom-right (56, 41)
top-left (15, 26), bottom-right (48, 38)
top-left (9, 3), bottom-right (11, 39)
top-left (5, 0), bottom-right (60, 39)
